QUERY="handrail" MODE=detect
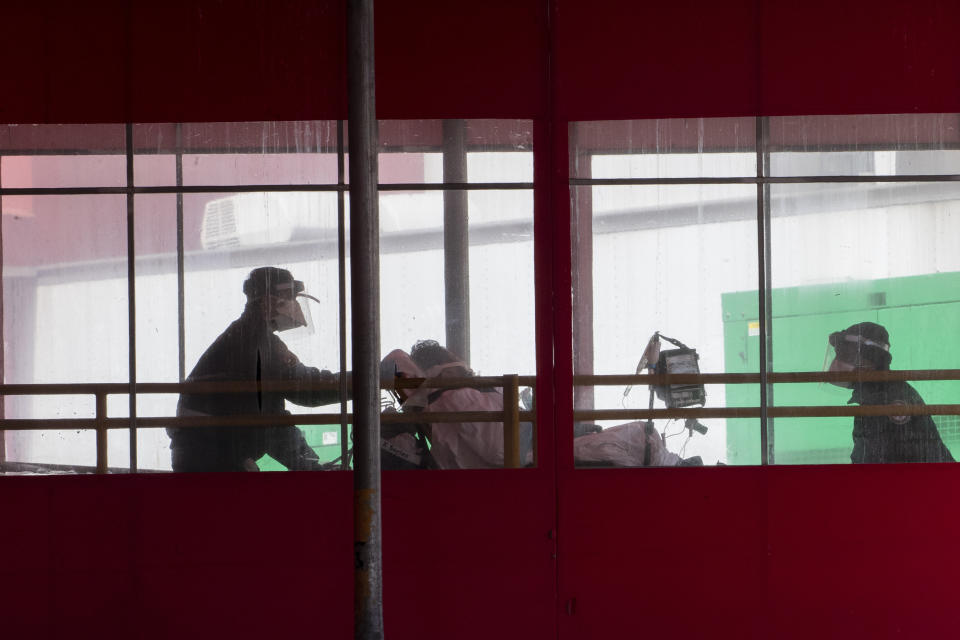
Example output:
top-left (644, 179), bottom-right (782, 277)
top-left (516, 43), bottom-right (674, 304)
top-left (0, 411), bottom-right (537, 430)
top-left (575, 369), bottom-right (960, 386)
top-left (0, 375), bottom-right (534, 473)
top-left (0, 375), bottom-right (537, 396)
top-left (575, 405), bottom-right (960, 422)
top-left (10, 368), bottom-right (960, 474)
top-left (573, 369), bottom-right (960, 420)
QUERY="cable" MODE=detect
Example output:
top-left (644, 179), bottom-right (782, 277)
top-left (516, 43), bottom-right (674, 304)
top-left (680, 433), bottom-right (692, 458)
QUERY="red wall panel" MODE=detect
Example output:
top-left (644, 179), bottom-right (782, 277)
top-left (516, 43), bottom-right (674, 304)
top-left (558, 464), bottom-right (960, 638)
top-left (766, 464), bottom-right (960, 639)
top-left (0, 1), bottom-right (127, 124)
top-left (4, 1), bottom-right (960, 124)
top-left (1, 0), bottom-right (548, 124)
top-left (552, 0), bottom-right (759, 121)
top-left (557, 467), bottom-right (770, 638)
top-left (0, 472), bottom-right (355, 638)
top-left (0, 470), bottom-right (558, 639)
top-left (552, 0), bottom-right (960, 121)
top-left (382, 471), bottom-right (557, 640)
top-left (129, 0), bottom-right (347, 123)
top-left (760, 0), bottom-right (960, 117)
top-left (374, 0), bottom-right (547, 119)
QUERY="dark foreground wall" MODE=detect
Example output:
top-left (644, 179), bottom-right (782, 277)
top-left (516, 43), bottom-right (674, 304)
top-left (5, 464), bottom-right (960, 638)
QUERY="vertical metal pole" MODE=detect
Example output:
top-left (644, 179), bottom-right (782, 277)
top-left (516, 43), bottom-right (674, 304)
top-left (761, 117), bottom-right (774, 465)
top-left (756, 116), bottom-right (773, 465)
top-left (347, 0), bottom-right (383, 637)
top-left (442, 119), bottom-right (470, 362)
top-left (95, 392), bottom-right (108, 474)
top-left (571, 145), bottom-right (595, 414)
top-left (0, 164), bottom-right (5, 465)
top-left (126, 122), bottom-right (138, 472)
top-left (176, 123), bottom-right (187, 384)
top-left (338, 120), bottom-right (350, 469)
top-left (502, 374), bottom-right (520, 468)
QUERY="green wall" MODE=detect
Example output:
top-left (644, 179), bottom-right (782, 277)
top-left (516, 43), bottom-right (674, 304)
top-left (723, 272), bottom-right (960, 464)
top-left (257, 424), bottom-right (348, 471)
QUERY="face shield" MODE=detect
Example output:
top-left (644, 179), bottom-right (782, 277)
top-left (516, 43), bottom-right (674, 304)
top-left (823, 344), bottom-right (855, 388)
top-left (823, 330), bottom-right (889, 387)
top-left (267, 281), bottom-right (320, 335)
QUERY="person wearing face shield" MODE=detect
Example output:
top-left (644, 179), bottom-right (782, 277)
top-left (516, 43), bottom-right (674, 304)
top-left (169, 266), bottom-right (347, 472)
top-left (827, 322), bottom-right (953, 464)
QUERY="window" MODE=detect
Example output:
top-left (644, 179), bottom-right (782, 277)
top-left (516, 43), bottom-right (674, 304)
top-left (571, 114), bottom-right (960, 466)
top-left (0, 119), bottom-right (535, 473)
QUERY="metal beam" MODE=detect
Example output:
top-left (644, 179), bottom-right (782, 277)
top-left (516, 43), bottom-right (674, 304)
top-left (442, 119), bottom-right (470, 362)
top-left (347, 0), bottom-right (383, 637)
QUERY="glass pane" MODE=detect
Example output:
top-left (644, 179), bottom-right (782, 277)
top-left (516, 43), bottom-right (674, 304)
top-left (136, 427), bottom-right (177, 471)
top-left (133, 155), bottom-right (176, 187)
top-left (0, 123), bottom-right (125, 153)
top-left (133, 193), bottom-right (181, 471)
top-left (2, 194), bottom-right (128, 470)
top-left (133, 121), bottom-right (340, 187)
top-left (3, 430), bottom-right (97, 473)
top-left (0, 123), bottom-right (127, 188)
top-left (132, 123), bottom-right (178, 187)
top-left (769, 113), bottom-right (960, 177)
top-left (769, 181), bottom-right (960, 464)
top-left (178, 191), bottom-right (345, 472)
top-left (376, 119), bottom-right (533, 184)
top-left (379, 187), bottom-right (536, 469)
top-left (573, 183), bottom-right (760, 466)
top-left (570, 118), bottom-right (756, 179)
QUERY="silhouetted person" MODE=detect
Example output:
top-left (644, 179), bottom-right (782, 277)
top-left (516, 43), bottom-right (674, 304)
top-left (379, 340), bottom-right (520, 469)
top-left (169, 267), bottom-right (345, 472)
top-left (827, 322), bottom-right (953, 464)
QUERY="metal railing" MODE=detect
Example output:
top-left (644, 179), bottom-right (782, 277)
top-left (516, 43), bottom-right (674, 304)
top-left (8, 368), bottom-right (960, 473)
top-left (574, 369), bottom-right (960, 421)
top-left (0, 374), bottom-right (536, 474)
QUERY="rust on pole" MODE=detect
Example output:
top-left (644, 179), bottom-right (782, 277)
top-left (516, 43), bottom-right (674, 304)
top-left (347, 0), bottom-right (384, 637)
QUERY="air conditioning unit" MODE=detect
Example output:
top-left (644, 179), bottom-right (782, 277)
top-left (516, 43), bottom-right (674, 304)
top-left (200, 192), bottom-right (337, 249)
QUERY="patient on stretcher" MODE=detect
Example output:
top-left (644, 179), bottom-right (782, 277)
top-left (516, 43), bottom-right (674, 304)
top-left (380, 341), bottom-right (697, 469)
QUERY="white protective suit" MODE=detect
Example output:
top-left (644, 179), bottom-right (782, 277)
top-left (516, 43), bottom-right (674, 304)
top-left (403, 360), bottom-right (506, 469)
top-left (573, 420), bottom-right (682, 467)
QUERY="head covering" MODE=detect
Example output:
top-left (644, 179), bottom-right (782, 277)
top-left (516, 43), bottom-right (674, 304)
top-left (829, 322), bottom-right (892, 370)
top-left (409, 339), bottom-right (471, 375)
top-left (243, 267), bottom-right (320, 332)
top-left (381, 349), bottom-right (425, 382)
top-left (381, 349), bottom-right (426, 404)
top-left (243, 266), bottom-right (304, 301)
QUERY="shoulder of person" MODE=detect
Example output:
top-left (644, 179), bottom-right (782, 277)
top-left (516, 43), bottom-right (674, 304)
top-left (899, 381), bottom-right (926, 405)
top-left (267, 333), bottom-right (302, 368)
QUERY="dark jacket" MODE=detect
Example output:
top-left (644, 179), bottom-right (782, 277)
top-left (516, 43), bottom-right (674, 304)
top-left (849, 381), bottom-right (954, 464)
top-left (170, 310), bottom-right (343, 472)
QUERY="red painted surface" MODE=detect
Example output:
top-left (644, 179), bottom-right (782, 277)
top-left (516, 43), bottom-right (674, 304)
top-left (760, 0), bottom-right (960, 117)
top-left (0, 470), bottom-right (557, 639)
top-left (557, 467), bottom-right (769, 638)
top-left (3, 1), bottom-right (960, 639)
top-left (0, 471), bottom-right (355, 638)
